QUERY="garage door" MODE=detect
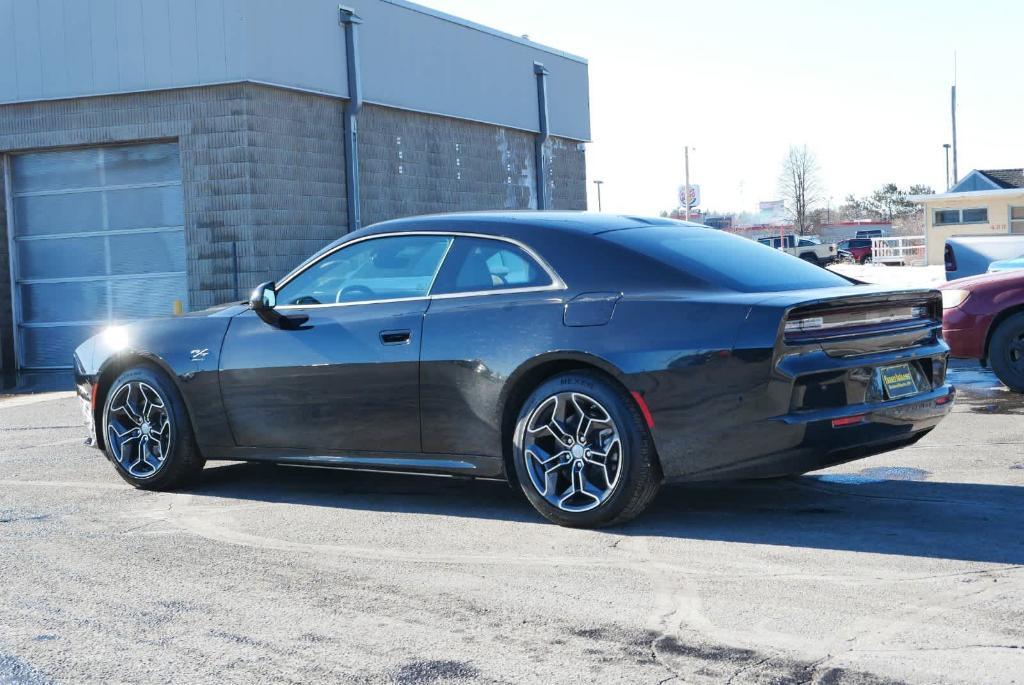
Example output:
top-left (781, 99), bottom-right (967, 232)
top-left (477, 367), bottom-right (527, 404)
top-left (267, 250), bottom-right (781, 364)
top-left (9, 142), bottom-right (187, 369)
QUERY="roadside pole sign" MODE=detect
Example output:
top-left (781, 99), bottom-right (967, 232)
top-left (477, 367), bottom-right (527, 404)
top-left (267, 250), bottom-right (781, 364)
top-left (678, 184), bottom-right (701, 209)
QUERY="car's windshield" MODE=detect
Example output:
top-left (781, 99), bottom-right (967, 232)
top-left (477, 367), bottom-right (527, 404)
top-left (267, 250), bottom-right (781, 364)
top-left (604, 227), bottom-right (852, 292)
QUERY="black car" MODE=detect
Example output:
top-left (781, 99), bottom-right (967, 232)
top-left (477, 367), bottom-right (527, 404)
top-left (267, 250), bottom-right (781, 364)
top-left (74, 212), bottom-right (954, 527)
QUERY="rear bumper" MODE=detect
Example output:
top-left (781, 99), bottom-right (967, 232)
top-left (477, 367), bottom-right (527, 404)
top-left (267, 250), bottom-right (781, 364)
top-left (678, 384), bottom-right (954, 481)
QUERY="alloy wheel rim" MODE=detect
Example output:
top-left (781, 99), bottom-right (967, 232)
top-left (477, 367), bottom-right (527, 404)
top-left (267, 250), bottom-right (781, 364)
top-left (522, 392), bottom-right (623, 513)
top-left (106, 381), bottom-right (172, 479)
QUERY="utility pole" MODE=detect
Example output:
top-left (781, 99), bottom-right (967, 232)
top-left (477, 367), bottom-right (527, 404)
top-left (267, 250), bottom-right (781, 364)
top-left (943, 143), bottom-right (952, 190)
top-left (684, 146), bottom-right (691, 222)
top-left (951, 85), bottom-right (959, 185)
top-left (592, 180), bottom-right (604, 212)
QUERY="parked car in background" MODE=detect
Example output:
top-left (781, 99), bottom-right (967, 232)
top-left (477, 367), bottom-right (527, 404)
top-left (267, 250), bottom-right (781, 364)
top-left (837, 238), bottom-right (873, 264)
top-left (945, 235), bottom-right (1024, 280)
top-left (987, 255), bottom-right (1024, 273)
top-left (74, 212), bottom-right (953, 528)
top-left (757, 235), bottom-right (838, 265)
top-left (940, 269), bottom-right (1024, 391)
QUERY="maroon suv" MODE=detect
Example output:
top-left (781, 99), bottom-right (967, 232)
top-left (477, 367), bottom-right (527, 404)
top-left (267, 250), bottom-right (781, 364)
top-left (939, 270), bottom-right (1024, 391)
top-left (837, 238), bottom-right (873, 264)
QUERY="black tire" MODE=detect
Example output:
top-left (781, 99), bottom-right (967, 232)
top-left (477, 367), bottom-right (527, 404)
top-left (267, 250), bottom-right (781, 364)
top-left (859, 255), bottom-right (871, 265)
top-left (988, 312), bottom-right (1024, 392)
top-left (101, 365), bottom-right (205, 490)
top-left (512, 371), bottom-right (662, 528)
top-left (800, 254), bottom-right (819, 266)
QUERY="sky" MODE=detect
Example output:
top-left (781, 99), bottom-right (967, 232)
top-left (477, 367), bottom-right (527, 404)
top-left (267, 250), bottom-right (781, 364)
top-left (418, 0), bottom-right (1024, 217)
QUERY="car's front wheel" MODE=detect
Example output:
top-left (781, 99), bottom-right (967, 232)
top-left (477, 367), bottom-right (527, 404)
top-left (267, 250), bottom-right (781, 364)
top-left (988, 312), bottom-right (1024, 392)
top-left (512, 371), bottom-right (662, 527)
top-left (102, 366), bottom-right (205, 489)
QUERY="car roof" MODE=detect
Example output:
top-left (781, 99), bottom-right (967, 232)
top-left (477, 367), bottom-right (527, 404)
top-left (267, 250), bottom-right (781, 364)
top-left (283, 212), bottom-right (711, 288)
top-left (355, 211), bottom-right (700, 239)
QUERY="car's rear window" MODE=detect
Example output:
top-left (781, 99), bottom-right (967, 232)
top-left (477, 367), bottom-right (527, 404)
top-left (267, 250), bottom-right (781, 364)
top-left (603, 226), bottom-right (852, 292)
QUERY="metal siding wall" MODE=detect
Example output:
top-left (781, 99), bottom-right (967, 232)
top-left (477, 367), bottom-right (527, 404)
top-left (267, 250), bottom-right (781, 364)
top-left (114, 0), bottom-right (147, 90)
top-left (37, 0), bottom-right (69, 98)
top-left (0, 0), bottom-right (589, 142)
top-left (64, 0), bottom-right (95, 92)
top-left (3, 0), bottom-right (247, 102)
top-left (12, 0), bottom-right (44, 100)
top-left (243, 0), bottom-right (347, 97)
top-left (356, 0), bottom-right (589, 140)
top-left (221, 0), bottom-right (246, 77)
top-left (0, 1), bottom-right (17, 98)
top-left (196, 0), bottom-right (229, 83)
top-left (168, 0), bottom-right (200, 84)
top-left (141, 0), bottom-right (175, 88)
top-left (90, 0), bottom-right (121, 93)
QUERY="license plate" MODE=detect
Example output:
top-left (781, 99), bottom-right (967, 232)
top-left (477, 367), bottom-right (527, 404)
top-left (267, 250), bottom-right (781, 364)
top-left (880, 364), bottom-right (918, 399)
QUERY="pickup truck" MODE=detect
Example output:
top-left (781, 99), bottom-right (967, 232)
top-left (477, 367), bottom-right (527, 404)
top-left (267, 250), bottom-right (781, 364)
top-left (757, 235), bottom-right (838, 266)
top-left (944, 235), bottom-right (1024, 280)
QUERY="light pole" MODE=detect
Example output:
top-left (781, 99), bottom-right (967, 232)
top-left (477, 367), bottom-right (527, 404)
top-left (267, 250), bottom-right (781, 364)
top-left (592, 180), bottom-right (604, 212)
top-left (943, 143), bottom-right (952, 190)
top-left (827, 196), bottom-right (833, 224)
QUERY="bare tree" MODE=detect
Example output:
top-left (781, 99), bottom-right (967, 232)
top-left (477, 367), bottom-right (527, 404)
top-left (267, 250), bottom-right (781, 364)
top-left (778, 145), bottom-right (822, 235)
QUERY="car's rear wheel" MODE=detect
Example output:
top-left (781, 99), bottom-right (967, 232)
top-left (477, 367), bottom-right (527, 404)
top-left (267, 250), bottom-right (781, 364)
top-left (102, 366), bottom-right (205, 489)
top-left (800, 254), bottom-right (819, 266)
top-left (859, 255), bottom-right (872, 265)
top-left (988, 312), bottom-right (1024, 392)
top-left (512, 371), bottom-right (661, 527)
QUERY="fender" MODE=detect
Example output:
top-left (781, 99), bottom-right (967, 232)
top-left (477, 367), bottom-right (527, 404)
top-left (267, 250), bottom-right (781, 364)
top-left (76, 311), bottom-right (241, 450)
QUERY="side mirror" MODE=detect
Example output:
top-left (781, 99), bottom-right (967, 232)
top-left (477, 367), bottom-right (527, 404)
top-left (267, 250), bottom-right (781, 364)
top-left (249, 281), bottom-right (307, 330)
top-left (249, 281), bottom-right (278, 312)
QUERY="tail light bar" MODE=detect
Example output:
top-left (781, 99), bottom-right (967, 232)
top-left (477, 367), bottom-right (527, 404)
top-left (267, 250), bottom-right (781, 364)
top-left (944, 244), bottom-right (957, 273)
top-left (785, 297), bottom-right (939, 343)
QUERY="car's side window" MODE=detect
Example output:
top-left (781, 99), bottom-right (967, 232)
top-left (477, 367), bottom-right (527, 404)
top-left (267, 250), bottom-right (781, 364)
top-left (276, 235), bottom-right (452, 306)
top-left (431, 237), bottom-right (553, 295)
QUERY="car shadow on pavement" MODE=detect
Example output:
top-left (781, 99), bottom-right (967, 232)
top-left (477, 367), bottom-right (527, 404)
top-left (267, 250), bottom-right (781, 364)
top-left (192, 462), bottom-right (1024, 565)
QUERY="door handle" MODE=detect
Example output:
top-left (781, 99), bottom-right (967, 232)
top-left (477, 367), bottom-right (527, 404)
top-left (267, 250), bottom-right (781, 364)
top-left (379, 329), bottom-right (411, 345)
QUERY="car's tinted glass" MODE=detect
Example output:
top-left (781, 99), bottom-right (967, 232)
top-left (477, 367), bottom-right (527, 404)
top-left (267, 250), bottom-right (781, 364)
top-left (432, 237), bottom-right (552, 295)
top-left (604, 227), bottom-right (851, 292)
top-left (277, 235), bottom-right (451, 305)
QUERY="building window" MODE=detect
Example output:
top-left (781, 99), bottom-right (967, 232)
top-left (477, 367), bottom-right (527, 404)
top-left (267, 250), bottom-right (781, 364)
top-left (934, 208), bottom-right (988, 225)
top-left (1012, 207), bottom-right (1024, 234)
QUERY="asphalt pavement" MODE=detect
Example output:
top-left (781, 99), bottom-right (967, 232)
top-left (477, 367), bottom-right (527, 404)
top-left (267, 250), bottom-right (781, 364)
top-left (1, 362), bottom-right (1022, 684)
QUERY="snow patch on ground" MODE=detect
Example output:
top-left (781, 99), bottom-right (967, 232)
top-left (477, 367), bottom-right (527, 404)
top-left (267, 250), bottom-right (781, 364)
top-left (828, 263), bottom-right (946, 289)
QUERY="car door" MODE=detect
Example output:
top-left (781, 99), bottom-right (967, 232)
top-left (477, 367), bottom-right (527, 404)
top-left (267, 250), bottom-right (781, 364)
top-left (219, 233), bottom-right (452, 453)
top-left (419, 235), bottom-right (565, 458)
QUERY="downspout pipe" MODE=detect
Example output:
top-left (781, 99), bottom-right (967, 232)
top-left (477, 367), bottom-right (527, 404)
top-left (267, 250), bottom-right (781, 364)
top-left (533, 62), bottom-right (551, 210)
top-left (340, 6), bottom-right (364, 230)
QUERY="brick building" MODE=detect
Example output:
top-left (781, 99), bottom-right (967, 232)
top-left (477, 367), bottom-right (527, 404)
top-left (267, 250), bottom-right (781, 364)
top-left (0, 0), bottom-right (590, 373)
